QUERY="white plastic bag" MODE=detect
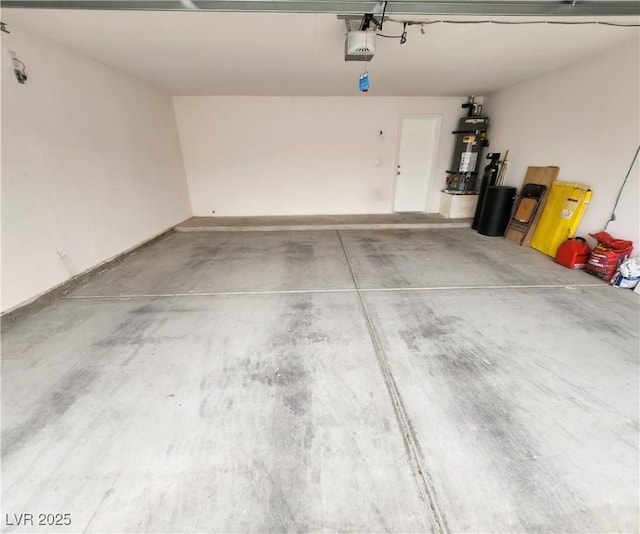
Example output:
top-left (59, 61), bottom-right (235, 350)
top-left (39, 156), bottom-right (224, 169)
top-left (610, 257), bottom-right (640, 289)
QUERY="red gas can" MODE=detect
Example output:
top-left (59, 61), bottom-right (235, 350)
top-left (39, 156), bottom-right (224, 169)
top-left (555, 237), bottom-right (591, 269)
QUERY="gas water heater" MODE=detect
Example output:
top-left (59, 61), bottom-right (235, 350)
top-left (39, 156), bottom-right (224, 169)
top-left (445, 97), bottom-right (489, 193)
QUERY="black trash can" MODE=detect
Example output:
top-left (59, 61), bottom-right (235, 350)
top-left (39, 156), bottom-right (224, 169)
top-left (477, 186), bottom-right (516, 236)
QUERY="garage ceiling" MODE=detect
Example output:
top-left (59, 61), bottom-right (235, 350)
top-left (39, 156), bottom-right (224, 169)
top-left (3, 7), bottom-right (638, 95)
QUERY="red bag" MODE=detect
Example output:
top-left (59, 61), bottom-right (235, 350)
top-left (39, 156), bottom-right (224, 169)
top-left (585, 231), bottom-right (633, 282)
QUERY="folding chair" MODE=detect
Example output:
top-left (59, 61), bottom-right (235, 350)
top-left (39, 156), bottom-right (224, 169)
top-left (507, 183), bottom-right (547, 245)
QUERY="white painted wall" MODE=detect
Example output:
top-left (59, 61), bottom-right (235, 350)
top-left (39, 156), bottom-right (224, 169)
top-left (484, 39), bottom-right (640, 250)
top-left (1, 23), bottom-right (192, 313)
top-left (173, 96), bottom-right (470, 216)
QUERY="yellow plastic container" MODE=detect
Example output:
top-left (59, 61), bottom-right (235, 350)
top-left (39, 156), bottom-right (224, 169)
top-left (530, 181), bottom-right (592, 257)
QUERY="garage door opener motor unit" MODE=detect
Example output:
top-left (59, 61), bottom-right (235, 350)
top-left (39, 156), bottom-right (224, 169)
top-left (345, 30), bottom-right (376, 61)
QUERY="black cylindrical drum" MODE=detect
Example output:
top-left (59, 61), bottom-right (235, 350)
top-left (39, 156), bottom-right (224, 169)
top-left (472, 161), bottom-right (499, 229)
top-left (477, 186), bottom-right (516, 236)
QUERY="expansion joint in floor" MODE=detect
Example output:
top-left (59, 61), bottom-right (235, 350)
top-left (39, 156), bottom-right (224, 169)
top-left (335, 230), bottom-right (447, 534)
top-left (63, 283), bottom-right (606, 301)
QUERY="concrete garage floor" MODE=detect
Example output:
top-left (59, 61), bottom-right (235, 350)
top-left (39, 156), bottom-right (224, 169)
top-left (2, 228), bottom-right (638, 533)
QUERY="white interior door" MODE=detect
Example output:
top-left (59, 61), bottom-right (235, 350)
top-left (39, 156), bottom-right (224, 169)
top-left (393, 116), bottom-right (441, 212)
